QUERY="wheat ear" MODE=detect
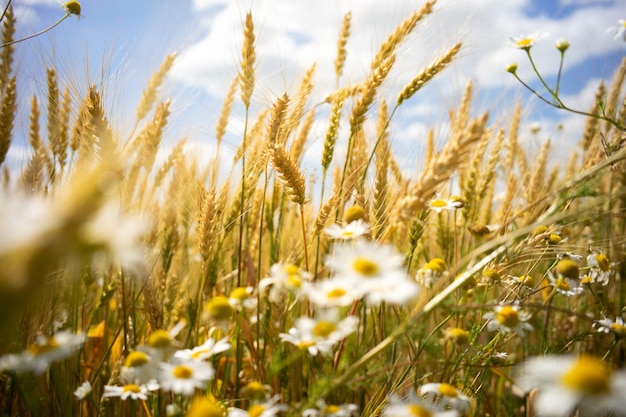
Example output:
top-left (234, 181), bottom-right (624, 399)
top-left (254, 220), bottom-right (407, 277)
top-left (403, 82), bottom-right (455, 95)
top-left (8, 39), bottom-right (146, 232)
top-left (136, 53), bottom-right (176, 123)
top-left (239, 12), bottom-right (256, 109)
top-left (334, 11), bottom-right (351, 82)
top-left (0, 76), bottom-right (16, 167)
top-left (269, 144), bottom-right (308, 206)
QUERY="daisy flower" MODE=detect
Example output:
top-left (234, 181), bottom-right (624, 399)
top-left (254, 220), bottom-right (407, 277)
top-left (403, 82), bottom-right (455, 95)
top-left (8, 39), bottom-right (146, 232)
top-left (506, 274), bottom-right (535, 292)
top-left (279, 311), bottom-right (358, 356)
top-left (427, 196), bottom-right (463, 213)
top-left (325, 240), bottom-right (419, 305)
top-left (260, 263), bottom-right (311, 303)
top-left (419, 383), bottom-right (473, 416)
top-left (443, 327), bottom-right (471, 348)
top-left (510, 32), bottom-right (548, 50)
top-left (120, 351), bottom-right (157, 384)
top-left (303, 400), bottom-right (359, 417)
top-left (483, 304), bottom-right (533, 337)
top-left (593, 316), bottom-right (626, 337)
top-left (187, 396), bottom-right (226, 417)
top-left (173, 337), bottom-right (232, 361)
top-left (158, 359), bottom-right (215, 396)
top-left (608, 19), bottom-right (626, 41)
top-left (547, 259), bottom-right (583, 296)
top-left (516, 354), bottom-right (626, 417)
top-left (585, 252), bottom-right (611, 286)
top-left (304, 276), bottom-right (363, 308)
top-left (0, 330), bottom-right (85, 375)
top-left (228, 395), bottom-right (287, 417)
top-left (415, 258), bottom-right (448, 289)
top-left (102, 380), bottom-right (160, 401)
top-left (383, 393), bottom-right (458, 417)
top-left (324, 220), bottom-right (369, 240)
top-left (229, 286), bottom-right (258, 310)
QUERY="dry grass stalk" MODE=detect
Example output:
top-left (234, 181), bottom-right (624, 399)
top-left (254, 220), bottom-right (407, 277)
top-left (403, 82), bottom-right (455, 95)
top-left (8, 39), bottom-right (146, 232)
top-left (0, 76), bottom-right (16, 167)
top-left (370, 0), bottom-right (436, 71)
top-left (269, 144), bottom-right (308, 205)
top-left (55, 87), bottom-right (71, 170)
top-left (396, 42), bottom-right (462, 106)
top-left (564, 150), bottom-right (579, 182)
top-left (506, 103), bottom-right (521, 177)
top-left (461, 126), bottom-right (490, 221)
top-left (291, 108), bottom-right (315, 163)
top-left (216, 77), bottom-right (238, 145)
top-left (425, 128), bottom-right (435, 168)
top-left (526, 139), bottom-right (551, 207)
top-left (455, 80), bottom-right (473, 133)
top-left (136, 53), bottom-right (176, 123)
top-left (233, 109), bottom-right (268, 164)
top-left (350, 54), bottom-right (395, 136)
top-left (334, 11), bottom-right (351, 82)
top-left (239, 12), bottom-right (256, 109)
top-left (0, 6), bottom-right (15, 91)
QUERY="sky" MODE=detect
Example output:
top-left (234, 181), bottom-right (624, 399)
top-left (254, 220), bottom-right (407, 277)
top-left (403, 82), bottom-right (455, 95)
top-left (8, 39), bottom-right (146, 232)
top-left (6, 0), bottom-right (626, 177)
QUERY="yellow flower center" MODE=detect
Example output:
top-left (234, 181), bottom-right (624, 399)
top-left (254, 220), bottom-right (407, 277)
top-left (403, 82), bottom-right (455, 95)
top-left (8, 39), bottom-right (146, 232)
top-left (343, 205), bottom-right (365, 223)
top-left (446, 328), bottom-right (470, 346)
top-left (230, 287), bottom-right (250, 300)
top-left (191, 349), bottom-right (210, 359)
top-left (243, 381), bottom-right (266, 399)
top-left (205, 296), bottom-right (233, 321)
top-left (519, 275), bottom-right (534, 286)
top-left (408, 404), bottom-right (432, 417)
top-left (148, 329), bottom-right (171, 348)
top-left (496, 306), bottom-right (520, 328)
top-left (186, 396), bottom-right (225, 417)
top-left (173, 365), bottom-right (194, 379)
top-left (248, 404), bottom-right (265, 417)
top-left (325, 405), bottom-right (341, 414)
top-left (28, 337), bottom-right (59, 356)
top-left (312, 321), bottom-right (337, 338)
top-left (437, 383), bottom-right (459, 397)
top-left (284, 264), bottom-right (300, 275)
top-left (547, 234), bottom-right (562, 244)
top-left (353, 257), bottom-right (379, 277)
top-left (123, 384), bottom-right (142, 393)
top-left (516, 38), bottom-right (534, 48)
top-left (297, 340), bottom-right (316, 349)
top-left (341, 231), bottom-right (355, 237)
top-left (560, 356), bottom-right (610, 395)
top-left (483, 269), bottom-right (500, 281)
top-left (63, 1), bottom-right (81, 15)
top-left (430, 199), bottom-right (448, 208)
top-left (595, 254), bottom-right (610, 272)
top-left (556, 278), bottom-right (570, 291)
top-left (326, 288), bottom-right (347, 298)
top-left (610, 323), bottom-right (626, 337)
top-left (124, 351), bottom-right (150, 368)
top-left (556, 259), bottom-right (579, 280)
top-left (287, 274), bottom-right (303, 288)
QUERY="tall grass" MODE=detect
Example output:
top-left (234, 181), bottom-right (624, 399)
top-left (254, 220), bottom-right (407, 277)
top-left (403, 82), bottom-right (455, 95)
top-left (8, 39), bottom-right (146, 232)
top-left (1, 2), bottom-right (626, 417)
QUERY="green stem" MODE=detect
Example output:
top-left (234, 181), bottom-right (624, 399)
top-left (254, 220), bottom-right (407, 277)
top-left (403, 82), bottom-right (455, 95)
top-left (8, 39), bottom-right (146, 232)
top-left (1, 13), bottom-right (71, 49)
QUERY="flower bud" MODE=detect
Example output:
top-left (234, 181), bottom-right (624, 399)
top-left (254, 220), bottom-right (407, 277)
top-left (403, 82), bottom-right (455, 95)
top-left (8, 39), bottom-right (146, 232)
top-left (506, 62), bottom-right (518, 74)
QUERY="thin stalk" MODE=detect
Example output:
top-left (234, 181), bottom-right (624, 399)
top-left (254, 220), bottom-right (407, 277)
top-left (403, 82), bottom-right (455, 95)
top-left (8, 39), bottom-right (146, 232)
top-left (0, 13), bottom-right (71, 49)
top-left (238, 111), bottom-right (250, 287)
top-left (299, 204), bottom-right (310, 272)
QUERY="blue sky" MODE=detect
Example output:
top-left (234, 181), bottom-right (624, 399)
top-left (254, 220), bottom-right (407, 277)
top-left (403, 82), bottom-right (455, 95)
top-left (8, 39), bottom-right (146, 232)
top-left (7, 0), bottom-right (626, 174)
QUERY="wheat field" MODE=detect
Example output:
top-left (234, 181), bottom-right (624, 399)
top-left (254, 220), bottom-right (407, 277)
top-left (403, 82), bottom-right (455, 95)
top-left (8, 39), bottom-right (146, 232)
top-left (1, 2), bottom-right (626, 417)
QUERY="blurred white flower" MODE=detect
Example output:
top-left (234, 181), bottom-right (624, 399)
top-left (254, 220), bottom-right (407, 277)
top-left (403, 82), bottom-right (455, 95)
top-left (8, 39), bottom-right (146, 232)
top-left (419, 383), bottom-right (473, 416)
top-left (510, 32), bottom-right (548, 49)
top-left (74, 380), bottom-right (92, 400)
top-left (102, 380), bottom-right (159, 401)
top-left (324, 220), bottom-right (369, 240)
top-left (158, 359), bottom-right (214, 396)
top-left (516, 355), bottom-right (626, 417)
top-left (173, 337), bottom-right (232, 361)
top-left (608, 19), bottom-right (626, 41)
top-left (383, 393), bottom-right (458, 417)
top-left (228, 395), bottom-right (287, 417)
top-left (483, 304), bottom-right (533, 337)
top-left (260, 263), bottom-right (311, 303)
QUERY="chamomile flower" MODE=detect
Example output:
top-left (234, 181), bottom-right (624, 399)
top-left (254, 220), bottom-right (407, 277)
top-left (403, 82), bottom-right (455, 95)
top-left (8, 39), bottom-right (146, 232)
top-left (506, 274), bottom-right (535, 292)
top-left (593, 316), bottom-right (626, 337)
top-left (173, 337), bottom-right (232, 362)
top-left (325, 240), bottom-right (419, 305)
top-left (0, 330), bottom-right (85, 375)
top-left (516, 354), bottom-right (626, 417)
top-left (143, 321), bottom-right (186, 361)
top-left (419, 383), bottom-right (473, 416)
top-left (510, 32), bottom-right (548, 50)
top-left (158, 359), bottom-right (215, 396)
top-left (228, 395), bottom-right (287, 417)
top-left (427, 196), bottom-right (463, 213)
top-left (586, 252), bottom-right (611, 286)
top-left (608, 19), bottom-right (626, 41)
top-left (302, 400), bottom-right (359, 417)
top-left (260, 263), bottom-right (311, 303)
top-left (121, 351), bottom-right (157, 384)
top-left (547, 259), bottom-right (583, 296)
top-left (483, 304), bottom-right (533, 337)
top-left (229, 286), bottom-right (257, 310)
top-left (443, 327), bottom-right (471, 348)
top-left (102, 380), bottom-right (160, 401)
top-left (383, 393), bottom-right (458, 417)
top-left (305, 277), bottom-right (363, 308)
top-left (415, 258), bottom-right (448, 289)
top-left (186, 396), bottom-right (226, 417)
top-left (279, 311), bottom-right (358, 356)
top-left (324, 220), bottom-right (369, 240)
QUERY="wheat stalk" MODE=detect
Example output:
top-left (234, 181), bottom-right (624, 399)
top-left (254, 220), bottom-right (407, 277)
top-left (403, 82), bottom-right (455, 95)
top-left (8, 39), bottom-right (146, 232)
top-left (334, 11), bottom-right (351, 82)
top-left (268, 144), bottom-right (307, 206)
top-left (239, 12), bottom-right (256, 109)
top-left (0, 76), bottom-right (16, 167)
top-left (291, 108), bottom-right (315, 163)
top-left (397, 42), bottom-right (462, 106)
top-left (0, 6), bottom-right (15, 91)
top-left (136, 53), bottom-right (176, 123)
